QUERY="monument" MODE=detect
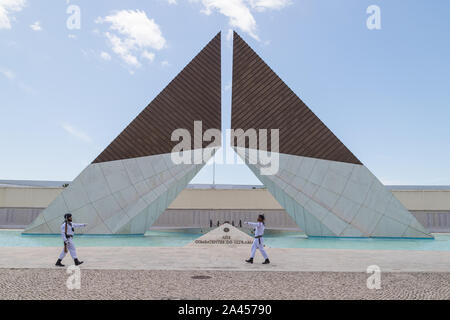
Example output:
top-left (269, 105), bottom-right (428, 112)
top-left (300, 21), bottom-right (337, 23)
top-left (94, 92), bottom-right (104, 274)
top-left (24, 31), bottom-right (432, 239)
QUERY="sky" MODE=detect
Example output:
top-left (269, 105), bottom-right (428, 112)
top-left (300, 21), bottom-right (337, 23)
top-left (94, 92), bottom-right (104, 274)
top-left (0, 0), bottom-right (449, 185)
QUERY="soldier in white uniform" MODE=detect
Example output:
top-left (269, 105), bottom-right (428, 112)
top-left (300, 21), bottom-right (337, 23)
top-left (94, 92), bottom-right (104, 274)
top-left (244, 215), bottom-right (270, 264)
top-left (55, 213), bottom-right (87, 267)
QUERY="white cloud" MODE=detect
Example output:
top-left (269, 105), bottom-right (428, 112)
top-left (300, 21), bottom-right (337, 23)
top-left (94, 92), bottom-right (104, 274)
top-left (196, 0), bottom-right (259, 40)
top-left (248, 0), bottom-right (292, 12)
top-left (104, 31), bottom-right (140, 67)
top-left (188, 0), bottom-right (291, 41)
top-left (0, 67), bottom-right (15, 80)
top-left (161, 60), bottom-right (170, 67)
top-left (167, 0), bottom-right (177, 4)
top-left (141, 50), bottom-right (155, 63)
top-left (100, 51), bottom-right (111, 61)
top-left (29, 20), bottom-right (41, 31)
top-left (96, 10), bottom-right (166, 69)
top-left (0, 0), bottom-right (27, 29)
top-left (61, 123), bottom-right (93, 143)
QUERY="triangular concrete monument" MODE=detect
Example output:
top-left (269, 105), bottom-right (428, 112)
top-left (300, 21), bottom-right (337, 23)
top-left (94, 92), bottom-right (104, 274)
top-left (24, 32), bottom-right (222, 235)
top-left (231, 32), bottom-right (432, 239)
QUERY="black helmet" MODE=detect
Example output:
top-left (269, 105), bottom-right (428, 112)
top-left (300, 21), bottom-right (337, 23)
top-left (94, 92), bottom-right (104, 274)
top-left (64, 213), bottom-right (72, 221)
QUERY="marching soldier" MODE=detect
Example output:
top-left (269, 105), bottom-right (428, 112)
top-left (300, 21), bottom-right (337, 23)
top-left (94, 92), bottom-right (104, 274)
top-left (55, 213), bottom-right (87, 267)
top-left (244, 215), bottom-right (270, 264)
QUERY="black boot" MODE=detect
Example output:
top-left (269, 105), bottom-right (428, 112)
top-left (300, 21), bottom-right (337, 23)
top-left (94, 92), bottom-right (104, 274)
top-left (262, 259), bottom-right (270, 265)
top-left (245, 258), bottom-right (254, 264)
top-left (55, 259), bottom-right (65, 267)
top-left (74, 259), bottom-right (84, 266)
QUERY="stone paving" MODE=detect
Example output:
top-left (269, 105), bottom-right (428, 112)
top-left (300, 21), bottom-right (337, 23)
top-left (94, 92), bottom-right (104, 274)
top-left (1, 246), bottom-right (448, 300)
top-left (0, 269), bottom-right (449, 300)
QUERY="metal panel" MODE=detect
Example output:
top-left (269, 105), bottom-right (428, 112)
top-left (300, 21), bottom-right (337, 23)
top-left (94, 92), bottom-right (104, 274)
top-left (93, 32), bottom-right (222, 163)
top-left (231, 32), bottom-right (361, 165)
top-left (0, 208), bottom-right (44, 229)
top-left (413, 211), bottom-right (450, 233)
top-left (151, 209), bottom-right (300, 230)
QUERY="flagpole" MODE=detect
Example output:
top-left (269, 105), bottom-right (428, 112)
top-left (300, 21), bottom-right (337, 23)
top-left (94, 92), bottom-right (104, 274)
top-left (212, 152), bottom-right (216, 188)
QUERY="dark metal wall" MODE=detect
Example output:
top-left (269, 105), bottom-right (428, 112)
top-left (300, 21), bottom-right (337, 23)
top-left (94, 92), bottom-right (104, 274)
top-left (413, 211), bottom-right (450, 233)
top-left (231, 32), bottom-right (361, 165)
top-left (152, 209), bottom-right (300, 230)
top-left (93, 32), bottom-right (222, 163)
top-left (0, 208), bottom-right (44, 229)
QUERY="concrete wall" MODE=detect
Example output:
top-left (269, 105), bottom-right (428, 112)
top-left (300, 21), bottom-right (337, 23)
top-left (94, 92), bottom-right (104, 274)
top-left (1, 185), bottom-right (450, 232)
top-left (3, 186), bottom-right (450, 212)
top-left (0, 208), bottom-right (43, 229)
top-left (0, 187), bottom-right (62, 208)
top-left (393, 190), bottom-right (450, 211)
top-left (0, 187), bottom-right (61, 229)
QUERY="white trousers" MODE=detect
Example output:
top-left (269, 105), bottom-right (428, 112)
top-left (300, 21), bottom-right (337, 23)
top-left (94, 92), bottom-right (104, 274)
top-left (250, 237), bottom-right (268, 260)
top-left (58, 238), bottom-right (78, 260)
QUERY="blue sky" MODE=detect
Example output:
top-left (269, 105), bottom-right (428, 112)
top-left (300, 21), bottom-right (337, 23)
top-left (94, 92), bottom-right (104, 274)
top-left (0, 0), bottom-right (449, 185)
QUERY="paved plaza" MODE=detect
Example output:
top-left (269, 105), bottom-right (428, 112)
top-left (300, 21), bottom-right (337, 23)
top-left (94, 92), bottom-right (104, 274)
top-left (0, 269), bottom-right (449, 300)
top-left (0, 246), bottom-right (449, 300)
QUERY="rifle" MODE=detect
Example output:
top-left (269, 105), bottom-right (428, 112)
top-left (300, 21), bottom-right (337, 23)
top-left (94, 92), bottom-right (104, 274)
top-left (64, 222), bottom-right (68, 253)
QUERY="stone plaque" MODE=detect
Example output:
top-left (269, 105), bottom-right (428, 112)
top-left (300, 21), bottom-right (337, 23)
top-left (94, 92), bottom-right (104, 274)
top-left (187, 223), bottom-right (254, 247)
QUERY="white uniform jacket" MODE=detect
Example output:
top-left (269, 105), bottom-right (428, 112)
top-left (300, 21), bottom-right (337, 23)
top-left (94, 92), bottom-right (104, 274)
top-left (245, 221), bottom-right (265, 237)
top-left (61, 222), bottom-right (87, 243)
